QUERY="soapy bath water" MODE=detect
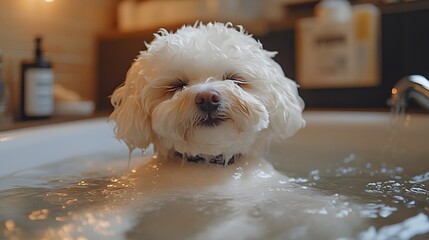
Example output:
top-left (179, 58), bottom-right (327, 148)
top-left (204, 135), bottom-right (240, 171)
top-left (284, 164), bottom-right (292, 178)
top-left (0, 155), bottom-right (361, 239)
top-left (1, 152), bottom-right (428, 239)
top-left (279, 158), bottom-right (429, 238)
top-left (270, 112), bottom-right (429, 239)
top-left (1, 115), bottom-right (428, 239)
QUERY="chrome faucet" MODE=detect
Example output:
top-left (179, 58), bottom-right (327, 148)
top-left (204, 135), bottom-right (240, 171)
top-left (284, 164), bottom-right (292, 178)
top-left (387, 75), bottom-right (429, 110)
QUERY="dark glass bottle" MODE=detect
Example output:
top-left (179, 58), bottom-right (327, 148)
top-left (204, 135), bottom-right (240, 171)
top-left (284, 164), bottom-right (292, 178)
top-left (20, 37), bottom-right (54, 120)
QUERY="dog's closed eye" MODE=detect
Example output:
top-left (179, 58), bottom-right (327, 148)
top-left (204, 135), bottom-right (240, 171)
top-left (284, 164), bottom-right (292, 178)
top-left (223, 73), bottom-right (248, 88)
top-left (166, 80), bottom-right (188, 93)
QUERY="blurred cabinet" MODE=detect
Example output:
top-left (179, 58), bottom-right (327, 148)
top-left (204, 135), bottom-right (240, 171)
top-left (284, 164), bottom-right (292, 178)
top-left (262, 7), bottom-right (429, 110)
top-left (97, 6), bottom-right (429, 110)
top-left (97, 29), bottom-right (158, 110)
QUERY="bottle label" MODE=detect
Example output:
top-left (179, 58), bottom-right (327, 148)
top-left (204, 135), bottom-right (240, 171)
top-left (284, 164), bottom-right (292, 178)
top-left (24, 68), bottom-right (54, 116)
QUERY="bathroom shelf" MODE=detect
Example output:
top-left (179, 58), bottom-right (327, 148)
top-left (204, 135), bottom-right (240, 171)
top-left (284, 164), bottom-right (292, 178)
top-left (0, 111), bottom-right (110, 132)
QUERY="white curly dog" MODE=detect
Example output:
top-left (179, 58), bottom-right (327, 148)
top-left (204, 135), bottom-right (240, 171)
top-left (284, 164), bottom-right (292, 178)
top-left (110, 22), bottom-right (305, 165)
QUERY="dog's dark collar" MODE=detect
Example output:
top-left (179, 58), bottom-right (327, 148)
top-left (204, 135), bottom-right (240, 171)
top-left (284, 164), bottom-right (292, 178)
top-left (173, 151), bottom-right (240, 165)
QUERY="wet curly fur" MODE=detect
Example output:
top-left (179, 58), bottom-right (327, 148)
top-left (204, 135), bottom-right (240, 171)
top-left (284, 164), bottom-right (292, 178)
top-left (110, 22), bottom-right (305, 162)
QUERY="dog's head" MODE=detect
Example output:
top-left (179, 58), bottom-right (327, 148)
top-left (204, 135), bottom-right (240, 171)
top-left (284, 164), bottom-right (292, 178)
top-left (110, 22), bottom-right (305, 160)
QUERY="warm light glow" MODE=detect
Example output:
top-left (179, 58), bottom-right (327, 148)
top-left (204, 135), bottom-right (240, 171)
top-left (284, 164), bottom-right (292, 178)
top-left (4, 220), bottom-right (16, 231)
top-left (28, 209), bottom-right (49, 220)
top-left (391, 88), bottom-right (397, 95)
top-left (78, 181), bottom-right (88, 186)
top-left (45, 0), bottom-right (54, 2)
top-left (55, 216), bottom-right (66, 222)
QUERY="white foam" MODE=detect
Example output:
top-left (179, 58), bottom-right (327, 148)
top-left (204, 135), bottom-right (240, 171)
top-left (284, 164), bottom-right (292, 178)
top-left (360, 213), bottom-right (429, 240)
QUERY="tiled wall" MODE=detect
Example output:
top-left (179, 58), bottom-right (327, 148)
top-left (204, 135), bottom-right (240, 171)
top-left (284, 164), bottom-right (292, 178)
top-left (0, 0), bottom-right (117, 116)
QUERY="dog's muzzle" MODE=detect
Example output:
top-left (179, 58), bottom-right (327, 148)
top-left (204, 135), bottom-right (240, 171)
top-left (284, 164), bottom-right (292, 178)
top-left (195, 89), bottom-right (225, 127)
top-left (195, 89), bottom-right (221, 112)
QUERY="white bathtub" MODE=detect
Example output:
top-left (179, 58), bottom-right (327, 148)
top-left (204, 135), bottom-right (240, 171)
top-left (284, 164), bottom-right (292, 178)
top-left (1, 111), bottom-right (427, 177)
top-left (0, 118), bottom-right (129, 177)
top-left (270, 111), bottom-right (429, 177)
top-left (0, 111), bottom-right (428, 239)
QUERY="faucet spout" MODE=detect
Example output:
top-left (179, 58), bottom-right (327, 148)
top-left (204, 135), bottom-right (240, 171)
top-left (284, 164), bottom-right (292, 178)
top-left (388, 75), bottom-right (429, 110)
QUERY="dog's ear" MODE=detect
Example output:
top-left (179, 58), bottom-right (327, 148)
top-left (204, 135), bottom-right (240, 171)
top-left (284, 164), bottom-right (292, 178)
top-left (110, 61), bottom-right (153, 151)
top-left (265, 57), bottom-right (306, 139)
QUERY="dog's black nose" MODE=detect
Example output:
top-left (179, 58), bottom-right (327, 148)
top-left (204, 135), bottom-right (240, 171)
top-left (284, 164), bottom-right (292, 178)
top-left (195, 90), bottom-right (221, 112)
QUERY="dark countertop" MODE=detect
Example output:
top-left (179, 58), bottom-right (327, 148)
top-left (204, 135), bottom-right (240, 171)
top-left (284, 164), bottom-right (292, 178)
top-left (0, 111), bottom-right (111, 132)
